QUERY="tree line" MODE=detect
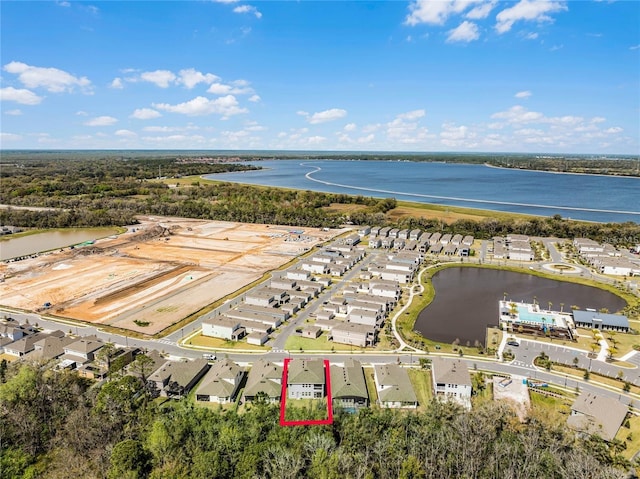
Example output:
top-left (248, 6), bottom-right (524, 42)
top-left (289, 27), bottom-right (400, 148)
top-left (1, 156), bottom-right (639, 245)
top-left (0, 360), bottom-right (630, 479)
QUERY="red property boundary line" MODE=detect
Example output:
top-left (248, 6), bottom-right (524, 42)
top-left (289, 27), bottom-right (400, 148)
top-left (279, 358), bottom-right (333, 426)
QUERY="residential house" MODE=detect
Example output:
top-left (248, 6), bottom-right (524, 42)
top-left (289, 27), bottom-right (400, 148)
top-left (331, 359), bottom-right (369, 410)
top-left (567, 391), bottom-right (628, 441)
top-left (331, 322), bottom-right (376, 348)
top-left (287, 359), bottom-right (326, 399)
top-left (244, 358), bottom-right (283, 403)
top-left (196, 359), bottom-right (244, 403)
top-left (374, 364), bottom-right (417, 408)
top-left (202, 317), bottom-right (244, 340)
top-left (431, 357), bottom-right (472, 410)
top-left (150, 358), bottom-right (210, 398)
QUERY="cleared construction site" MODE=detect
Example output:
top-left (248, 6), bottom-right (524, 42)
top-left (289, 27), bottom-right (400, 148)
top-left (0, 216), bottom-right (340, 335)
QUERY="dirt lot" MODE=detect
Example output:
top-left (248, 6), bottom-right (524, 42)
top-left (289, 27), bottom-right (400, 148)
top-left (0, 216), bottom-right (343, 335)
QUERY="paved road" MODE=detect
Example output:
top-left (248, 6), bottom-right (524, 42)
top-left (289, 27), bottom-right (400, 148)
top-left (511, 338), bottom-right (640, 386)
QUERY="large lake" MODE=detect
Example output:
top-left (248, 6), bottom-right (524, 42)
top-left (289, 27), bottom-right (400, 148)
top-left (0, 227), bottom-right (120, 261)
top-left (205, 160), bottom-right (639, 223)
top-left (414, 267), bottom-right (627, 346)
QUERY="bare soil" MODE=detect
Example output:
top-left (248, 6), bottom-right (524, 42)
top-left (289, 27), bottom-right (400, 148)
top-left (0, 216), bottom-right (342, 335)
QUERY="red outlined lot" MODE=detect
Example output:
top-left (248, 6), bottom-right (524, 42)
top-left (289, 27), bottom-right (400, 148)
top-left (279, 358), bottom-right (333, 427)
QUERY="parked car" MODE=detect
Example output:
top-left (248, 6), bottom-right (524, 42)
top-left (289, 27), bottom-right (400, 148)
top-left (507, 340), bottom-right (519, 347)
top-left (202, 353), bottom-right (216, 360)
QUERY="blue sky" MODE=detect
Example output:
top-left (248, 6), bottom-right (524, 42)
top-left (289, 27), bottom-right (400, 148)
top-left (1, 0), bottom-right (639, 154)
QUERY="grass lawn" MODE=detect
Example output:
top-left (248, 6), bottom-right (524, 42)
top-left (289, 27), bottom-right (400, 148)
top-left (550, 363), bottom-right (640, 396)
top-left (601, 329), bottom-right (640, 357)
top-left (187, 333), bottom-right (268, 351)
top-left (529, 390), bottom-right (573, 413)
top-left (363, 366), bottom-right (379, 405)
top-left (284, 333), bottom-right (369, 352)
top-left (283, 397), bottom-right (329, 422)
top-left (616, 414), bottom-right (640, 461)
top-left (407, 368), bottom-right (433, 409)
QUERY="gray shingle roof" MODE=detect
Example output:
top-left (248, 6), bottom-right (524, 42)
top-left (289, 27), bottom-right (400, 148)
top-left (244, 358), bottom-right (282, 399)
top-left (432, 357), bottom-right (472, 387)
top-left (330, 359), bottom-right (368, 401)
top-left (374, 364), bottom-right (417, 404)
top-left (567, 392), bottom-right (628, 441)
top-left (287, 359), bottom-right (325, 385)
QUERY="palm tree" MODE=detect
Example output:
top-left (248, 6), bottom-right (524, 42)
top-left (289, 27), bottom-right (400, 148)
top-left (548, 301), bottom-right (553, 312)
top-left (560, 303), bottom-right (565, 313)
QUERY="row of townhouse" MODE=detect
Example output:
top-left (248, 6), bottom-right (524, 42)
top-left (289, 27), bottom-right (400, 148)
top-left (493, 234), bottom-right (534, 261)
top-left (202, 243), bottom-right (367, 345)
top-left (369, 230), bottom-right (473, 257)
top-left (573, 238), bottom-right (640, 276)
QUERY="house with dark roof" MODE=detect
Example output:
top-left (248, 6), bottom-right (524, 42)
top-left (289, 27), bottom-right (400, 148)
top-left (196, 359), bottom-right (244, 403)
top-left (432, 357), bottom-right (472, 410)
top-left (244, 358), bottom-right (283, 404)
top-left (567, 392), bottom-right (628, 441)
top-left (330, 359), bottom-right (368, 411)
top-left (149, 358), bottom-right (210, 398)
top-left (287, 359), bottom-right (325, 399)
top-left (374, 364), bottom-right (417, 409)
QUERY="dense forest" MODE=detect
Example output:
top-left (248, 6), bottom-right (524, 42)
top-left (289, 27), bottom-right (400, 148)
top-left (0, 361), bottom-right (632, 479)
top-left (1, 156), bottom-right (639, 245)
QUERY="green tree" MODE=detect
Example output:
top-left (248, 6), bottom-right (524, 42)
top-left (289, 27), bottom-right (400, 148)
top-left (108, 439), bottom-right (151, 479)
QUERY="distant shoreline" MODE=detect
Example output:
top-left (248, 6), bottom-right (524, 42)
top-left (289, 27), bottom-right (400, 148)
top-left (483, 162), bottom-right (640, 179)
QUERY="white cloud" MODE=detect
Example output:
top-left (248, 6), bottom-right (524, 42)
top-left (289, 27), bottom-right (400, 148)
top-left (466, 1), bottom-right (497, 19)
top-left (605, 126), bottom-right (623, 134)
top-left (515, 90), bottom-right (532, 98)
top-left (115, 129), bottom-right (137, 137)
top-left (84, 116), bottom-right (118, 126)
top-left (153, 95), bottom-right (248, 117)
top-left (207, 80), bottom-right (254, 95)
top-left (398, 109), bottom-right (426, 121)
top-left (0, 86), bottom-right (43, 105)
top-left (177, 68), bottom-right (220, 89)
top-left (344, 123), bottom-right (357, 132)
top-left (76, 110), bottom-right (88, 116)
top-left (590, 117), bottom-right (606, 124)
top-left (302, 108), bottom-right (348, 124)
top-left (3, 61), bottom-right (91, 93)
top-left (357, 134), bottom-right (375, 144)
top-left (56, 1), bottom-right (71, 6)
top-left (495, 0), bottom-right (567, 34)
top-left (405, 0), bottom-right (482, 26)
top-left (142, 125), bottom-right (199, 133)
top-left (491, 105), bottom-right (544, 124)
top-left (386, 111), bottom-right (430, 144)
top-left (233, 5), bottom-right (262, 18)
top-left (4, 109), bottom-right (22, 115)
top-left (0, 132), bottom-right (23, 142)
top-left (630, 44), bottom-right (640, 50)
top-left (248, 94), bottom-right (261, 102)
top-left (306, 136), bottom-right (326, 145)
top-left (440, 122), bottom-right (479, 147)
top-left (140, 70), bottom-right (177, 88)
top-left (447, 21), bottom-right (480, 43)
top-left (524, 32), bottom-right (539, 40)
top-left (130, 108), bottom-right (162, 120)
top-left (110, 77), bottom-right (124, 89)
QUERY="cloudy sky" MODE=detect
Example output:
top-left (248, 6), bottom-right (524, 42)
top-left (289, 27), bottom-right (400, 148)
top-left (1, 0), bottom-right (638, 154)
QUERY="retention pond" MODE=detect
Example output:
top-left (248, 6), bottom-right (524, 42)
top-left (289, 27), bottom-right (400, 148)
top-left (414, 267), bottom-right (627, 346)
